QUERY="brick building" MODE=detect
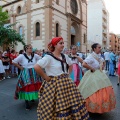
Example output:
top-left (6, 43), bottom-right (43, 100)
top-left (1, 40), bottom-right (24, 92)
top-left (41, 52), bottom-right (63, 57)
top-left (109, 33), bottom-right (120, 52)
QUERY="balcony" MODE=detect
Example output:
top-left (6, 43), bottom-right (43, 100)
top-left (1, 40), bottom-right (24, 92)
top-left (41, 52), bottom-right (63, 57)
top-left (102, 8), bottom-right (107, 14)
top-left (115, 45), bottom-right (117, 48)
top-left (102, 21), bottom-right (107, 29)
top-left (103, 14), bottom-right (107, 21)
top-left (103, 30), bottom-right (107, 35)
top-left (103, 37), bottom-right (107, 42)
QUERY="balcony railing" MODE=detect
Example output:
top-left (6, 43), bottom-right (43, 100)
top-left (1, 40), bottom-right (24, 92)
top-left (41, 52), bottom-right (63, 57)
top-left (102, 22), bottom-right (107, 29)
top-left (103, 37), bottom-right (107, 42)
top-left (103, 30), bottom-right (107, 35)
top-left (102, 8), bottom-right (107, 14)
top-left (103, 14), bottom-right (107, 21)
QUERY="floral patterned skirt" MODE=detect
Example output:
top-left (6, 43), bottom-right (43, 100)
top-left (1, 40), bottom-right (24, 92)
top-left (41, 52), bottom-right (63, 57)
top-left (85, 86), bottom-right (116, 113)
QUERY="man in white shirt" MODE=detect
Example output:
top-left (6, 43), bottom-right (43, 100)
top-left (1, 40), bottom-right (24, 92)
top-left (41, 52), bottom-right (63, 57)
top-left (104, 50), bottom-right (110, 71)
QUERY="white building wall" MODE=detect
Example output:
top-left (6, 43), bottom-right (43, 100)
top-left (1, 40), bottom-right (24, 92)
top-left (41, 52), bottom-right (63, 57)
top-left (81, 2), bottom-right (87, 52)
top-left (15, 15), bottom-right (27, 52)
top-left (3, 1), bottom-right (24, 14)
top-left (53, 0), bottom-right (66, 13)
top-left (87, 0), bottom-right (103, 45)
top-left (31, 40), bottom-right (45, 50)
top-left (52, 0), bottom-right (81, 19)
top-left (2, 0), bottom-right (87, 52)
top-left (66, 0), bottom-right (81, 19)
top-left (31, 0), bottom-right (45, 10)
top-left (31, 9), bottom-right (45, 50)
top-left (81, 2), bottom-right (87, 26)
top-left (87, 0), bottom-right (109, 48)
top-left (52, 10), bottom-right (68, 47)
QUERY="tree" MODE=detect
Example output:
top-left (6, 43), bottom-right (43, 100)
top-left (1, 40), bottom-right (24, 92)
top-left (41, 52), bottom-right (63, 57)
top-left (0, 7), bottom-right (9, 25)
top-left (0, 7), bottom-right (25, 47)
top-left (0, 25), bottom-right (25, 46)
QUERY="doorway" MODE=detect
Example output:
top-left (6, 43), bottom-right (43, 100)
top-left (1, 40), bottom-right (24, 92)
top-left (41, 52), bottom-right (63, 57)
top-left (71, 35), bottom-right (75, 45)
top-left (71, 26), bottom-right (76, 46)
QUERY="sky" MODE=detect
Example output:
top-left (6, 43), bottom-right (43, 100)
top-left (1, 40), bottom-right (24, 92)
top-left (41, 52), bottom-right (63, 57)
top-left (104, 0), bottom-right (120, 34)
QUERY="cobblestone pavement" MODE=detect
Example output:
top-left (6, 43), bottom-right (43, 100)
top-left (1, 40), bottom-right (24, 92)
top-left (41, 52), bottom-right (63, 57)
top-left (0, 73), bottom-right (119, 120)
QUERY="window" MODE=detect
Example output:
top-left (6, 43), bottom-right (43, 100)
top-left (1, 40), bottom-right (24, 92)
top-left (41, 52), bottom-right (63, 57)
top-left (5, 10), bottom-right (8, 13)
top-left (19, 26), bottom-right (23, 36)
top-left (56, 0), bottom-right (59, 5)
top-left (36, 22), bottom-right (40, 37)
top-left (71, 26), bottom-right (76, 35)
top-left (36, 0), bottom-right (39, 3)
top-left (56, 23), bottom-right (59, 37)
top-left (84, 34), bottom-right (86, 43)
top-left (70, 0), bottom-right (78, 14)
top-left (17, 6), bottom-right (21, 14)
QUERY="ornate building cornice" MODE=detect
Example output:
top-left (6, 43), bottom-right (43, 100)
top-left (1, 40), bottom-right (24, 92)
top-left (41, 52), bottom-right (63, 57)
top-left (2, 0), bottom-right (22, 7)
top-left (66, 13), bottom-right (83, 24)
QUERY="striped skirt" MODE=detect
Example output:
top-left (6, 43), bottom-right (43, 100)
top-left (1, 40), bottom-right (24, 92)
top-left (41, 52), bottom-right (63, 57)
top-left (70, 64), bottom-right (83, 86)
top-left (37, 74), bottom-right (90, 120)
top-left (14, 68), bottom-right (42, 100)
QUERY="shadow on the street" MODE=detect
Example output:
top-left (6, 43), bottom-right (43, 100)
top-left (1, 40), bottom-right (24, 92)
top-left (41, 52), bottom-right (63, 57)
top-left (89, 111), bottom-right (116, 120)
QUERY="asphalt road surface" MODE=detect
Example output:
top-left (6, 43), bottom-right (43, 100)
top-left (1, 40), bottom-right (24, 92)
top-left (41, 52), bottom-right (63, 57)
top-left (0, 73), bottom-right (119, 120)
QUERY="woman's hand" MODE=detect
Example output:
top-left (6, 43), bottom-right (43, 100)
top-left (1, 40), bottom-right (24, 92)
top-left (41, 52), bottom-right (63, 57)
top-left (91, 68), bottom-right (95, 73)
top-left (34, 64), bottom-right (51, 82)
top-left (82, 61), bottom-right (95, 72)
top-left (74, 55), bottom-right (83, 63)
top-left (20, 66), bottom-right (24, 70)
top-left (44, 76), bottom-right (51, 82)
top-left (102, 65), bottom-right (105, 70)
top-left (73, 55), bottom-right (78, 58)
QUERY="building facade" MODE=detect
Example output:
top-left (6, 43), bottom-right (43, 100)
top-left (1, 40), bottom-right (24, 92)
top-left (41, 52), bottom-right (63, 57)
top-left (87, 0), bottom-right (109, 50)
top-left (109, 33), bottom-right (120, 52)
top-left (2, 0), bottom-right (87, 52)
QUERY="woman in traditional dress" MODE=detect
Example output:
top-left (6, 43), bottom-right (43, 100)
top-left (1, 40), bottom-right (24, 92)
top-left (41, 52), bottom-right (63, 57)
top-left (117, 53), bottom-right (120, 85)
top-left (2, 51), bottom-right (11, 79)
top-left (78, 43), bottom-right (116, 113)
top-left (0, 51), bottom-right (5, 81)
top-left (34, 37), bottom-right (90, 120)
top-left (69, 45), bottom-right (83, 86)
top-left (10, 49), bottom-right (18, 77)
top-left (12, 44), bottom-right (42, 110)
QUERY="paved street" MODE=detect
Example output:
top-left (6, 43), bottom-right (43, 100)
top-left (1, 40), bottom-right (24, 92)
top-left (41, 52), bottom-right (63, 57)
top-left (0, 73), bottom-right (119, 120)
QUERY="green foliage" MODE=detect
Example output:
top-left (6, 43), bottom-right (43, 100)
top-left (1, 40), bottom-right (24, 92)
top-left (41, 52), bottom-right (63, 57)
top-left (0, 25), bottom-right (25, 46)
top-left (0, 7), bottom-right (25, 46)
top-left (0, 7), bottom-right (9, 25)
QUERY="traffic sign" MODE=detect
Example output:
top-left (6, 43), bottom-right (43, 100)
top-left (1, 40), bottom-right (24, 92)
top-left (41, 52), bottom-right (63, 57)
top-left (77, 42), bottom-right (80, 46)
